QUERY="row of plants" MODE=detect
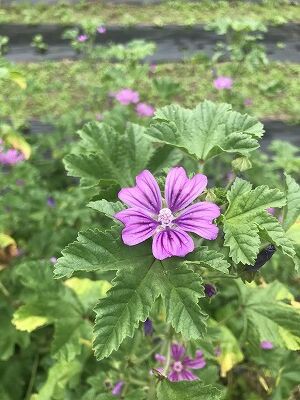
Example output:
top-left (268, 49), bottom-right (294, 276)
top-left (1, 13), bottom-right (299, 126)
top-left (0, 5), bottom-right (299, 400)
top-left (1, 57), bottom-right (300, 129)
top-left (0, 0), bottom-right (298, 25)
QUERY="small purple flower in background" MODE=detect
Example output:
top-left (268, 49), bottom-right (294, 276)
top-left (50, 257), bottom-right (57, 264)
top-left (114, 88), bottom-right (140, 105)
top-left (213, 76), bottom-right (233, 90)
top-left (155, 353), bottom-right (166, 364)
top-left (16, 179), bottom-right (25, 186)
top-left (144, 318), bottom-right (153, 336)
top-left (0, 149), bottom-right (24, 165)
top-left (112, 381), bottom-right (124, 396)
top-left (77, 34), bottom-right (88, 42)
top-left (136, 102), bottom-right (155, 117)
top-left (260, 341), bottom-right (274, 350)
top-left (155, 343), bottom-right (206, 382)
top-left (244, 98), bottom-right (253, 107)
top-left (47, 197), bottom-right (56, 208)
top-left (204, 283), bottom-right (217, 298)
top-left (115, 167), bottom-right (220, 260)
top-left (97, 26), bottom-right (106, 34)
top-left (267, 208), bottom-right (275, 215)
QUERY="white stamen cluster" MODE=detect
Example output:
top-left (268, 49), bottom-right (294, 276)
top-left (158, 208), bottom-right (175, 228)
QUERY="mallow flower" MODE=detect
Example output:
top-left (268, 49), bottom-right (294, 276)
top-left (0, 149), bottom-right (24, 165)
top-left (97, 26), bottom-right (106, 34)
top-left (112, 381), bottom-right (124, 396)
top-left (77, 34), bottom-right (88, 42)
top-left (155, 343), bottom-right (206, 382)
top-left (136, 102), bottom-right (155, 117)
top-left (115, 167), bottom-right (220, 260)
top-left (114, 89), bottom-right (140, 105)
top-left (213, 76), bottom-right (233, 90)
top-left (260, 340), bottom-right (274, 350)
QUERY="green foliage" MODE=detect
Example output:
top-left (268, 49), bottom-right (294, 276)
top-left (160, 263), bottom-right (207, 340)
top-left (223, 178), bottom-right (296, 265)
top-left (93, 261), bottom-right (161, 360)
top-left (237, 280), bottom-right (300, 350)
top-left (94, 261), bottom-right (208, 360)
top-left (145, 101), bottom-right (263, 161)
top-left (54, 226), bottom-right (153, 278)
top-left (87, 199), bottom-right (124, 219)
top-left (64, 121), bottom-right (180, 195)
top-left (184, 247), bottom-right (230, 274)
top-left (30, 360), bottom-right (82, 400)
top-left (283, 173), bottom-right (300, 230)
top-left (157, 380), bottom-right (222, 400)
top-left (209, 321), bottom-right (243, 377)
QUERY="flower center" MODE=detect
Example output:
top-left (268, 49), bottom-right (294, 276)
top-left (173, 361), bottom-right (183, 373)
top-left (158, 208), bottom-right (174, 228)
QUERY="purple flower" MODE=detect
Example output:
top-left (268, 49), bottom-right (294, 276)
top-left (50, 257), bottom-right (57, 264)
top-left (97, 26), bottom-right (106, 34)
top-left (0, 149), bottom-right (24, 165)
top-left (204, 283), bottom-right (217, 298)
top-left (144, 318), bottom-right (153, 336)
top-left (115, 167), bottom-right (220, 260)
top-left (260, 341), bottom-right (274, 350)
top-left (112, 381), bottom-right (124, 396)
top-left (77, 34), bottom-right (88, 42)
top-left (47, 197), bottom-right (56, 208)
top-left (155, 353), bottom-right (166, 364)
top-left (114, 89), bottom-right (140, 105)
top-left (244, 98), bottom-right (253, 106)
top-left (156, 344), bottom-right (206, 382)
top-left (213, 76), bottom-right (233, 90)
top-left (136, 102), bottom-right (155, 117)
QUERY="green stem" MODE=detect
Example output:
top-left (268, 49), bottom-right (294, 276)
top-left (24, 354), bottom-right (39, 400)
top-left (0, 280), bottom-right (10, 297)
top-left (129, 377), bottom-right (147, 387)
top-left (162, 342), bottom-right (171, 376)
top-left (137, 342), bottom-right (161, 364)
top-left (147, 379), bottom-right (157, 400)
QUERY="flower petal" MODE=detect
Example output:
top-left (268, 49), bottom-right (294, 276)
top-left (165, 167), bottom-right (207, 212)
top-left (168, 371), bottom-right (180, 382)
top-left (183, 353), bottom-right (206, 370)
top-left (152, 228), bottom-right (194, 260)
top-left (171, 343), bottom-right (186, 361)
top-left (180, 370), bottom-right (198, 381)
top-left (175, 202), bottom-right (220, 240)
top-left (115, 208), bottom-right (158, 245)
top-left (118, 170), bottom-right (162, 213)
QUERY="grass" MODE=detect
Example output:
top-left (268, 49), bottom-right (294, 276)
top-left (0, 0), bottom-right (299, 25)
top-left (1, 59), bottom-right (299, 127)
